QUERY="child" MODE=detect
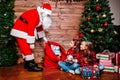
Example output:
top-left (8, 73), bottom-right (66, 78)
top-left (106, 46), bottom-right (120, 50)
top-left (74, 40), bottom-right (104, 79)
top-left (58, 40), bottom-right (80, 74)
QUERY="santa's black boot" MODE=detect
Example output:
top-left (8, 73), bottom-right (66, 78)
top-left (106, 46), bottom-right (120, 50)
top-left (24, 59), bottom-right (43, 72)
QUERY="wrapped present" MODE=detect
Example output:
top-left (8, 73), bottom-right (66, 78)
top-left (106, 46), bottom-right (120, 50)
top-left (96, 50), bottom-right (115, 60)
top-left (113, 52), bottom-right (120, 66)
top-left (118, 66), bottom-right (120, 74)
top-left (114, 66), bottom-right (120, 74)
top-left (103, 65), bottom-right (115, 72)
top-left (81, 66), bottom-right (100, 79)
top-left (99, 59), bottom-right (113, 66)
top-left (81, 66), bottom-right (92, 79)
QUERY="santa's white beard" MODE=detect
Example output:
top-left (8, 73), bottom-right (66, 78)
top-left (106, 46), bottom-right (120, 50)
top-left (42, 16), bottom-right (52, 30)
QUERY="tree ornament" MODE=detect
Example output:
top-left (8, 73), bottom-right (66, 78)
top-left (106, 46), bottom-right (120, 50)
top-left (90, 29), bottom-right (94, 33)
top-left (114, 30), bottom-right (118, 35)
top-left (73, 34), bottom-right (79, 40)
top-left (96, 5), bottom-right (101, 11)
top-left (102, 13), bottom-right (106, 18)
top-left (4, 26), bottom-right (9, 29)
top-left (88, 8), bottom-right (91, 11)
top-left (103, 22), bottom-right (108, 27)
top-left (99, 39), bottom-right (103, 43)
top-left (96, 15), bottom-right (99, 18)
top-left (96, 0), bottom-right (99, 2)
top-left (98, 28), bottom-right (103, 32)
top-left (87, 16), bottom-right (91, 21)
top-left (4, 13), bottom-right (7, 16)
top-left (79, 33), bottom-right (84, 38)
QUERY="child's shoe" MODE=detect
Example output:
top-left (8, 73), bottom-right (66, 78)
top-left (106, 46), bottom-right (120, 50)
top-left (69, 70), bottom-right (75, 74)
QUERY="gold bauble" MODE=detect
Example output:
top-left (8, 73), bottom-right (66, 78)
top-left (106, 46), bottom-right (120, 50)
top-left (102, 14), bottom-right (106, 18)
top-left (88, 8), bottom-right (91, 11)
top-left (98, 28), bottom-right (103, 32)
top-left (114, 30), bottom-right (118, 34)
top-left (96, 0), bottom-right (99, 2)
top-left (90, 29), bottom-right (94, 33)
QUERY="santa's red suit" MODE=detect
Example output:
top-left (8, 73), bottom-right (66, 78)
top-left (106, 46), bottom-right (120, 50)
top-left (10, 3), bottom-right (52, 72)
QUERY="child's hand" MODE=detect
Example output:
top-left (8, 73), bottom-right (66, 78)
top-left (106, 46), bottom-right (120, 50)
top-left (69, 41), bottom-right (74, 47)
top-left (73, 59), bottom-right (78, 63)
top-left (93, 65), bottom-right (98, 71)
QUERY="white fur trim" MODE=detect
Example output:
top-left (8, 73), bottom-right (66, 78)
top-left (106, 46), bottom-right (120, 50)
top-left (11, 29), bottom-right (35, 43)
top-left (43, 8), bottom-right (52, 15)
top-left (37, 31), bottom-right (45, 38)
top-left (30, 44), bottom-right (35, 49)
top-left (10, 29), bottom-right (27, 39)
top-left (25, 54), bottom-right (34, 61)
top-left (27, 35), bottom-right (35, 43)
top-left (37, 6), bottom-right (43, 27)
top-left (34, 29), bottom-right (38, 39)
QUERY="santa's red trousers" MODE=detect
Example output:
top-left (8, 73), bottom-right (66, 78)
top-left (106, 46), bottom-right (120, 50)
top-left (16, 38), bottom-right (32, 56)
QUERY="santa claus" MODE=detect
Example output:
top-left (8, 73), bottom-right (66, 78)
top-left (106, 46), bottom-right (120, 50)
top-left (10, 3), bottom-right (52, 72)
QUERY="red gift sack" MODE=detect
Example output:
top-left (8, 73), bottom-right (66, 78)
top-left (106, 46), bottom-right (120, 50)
top-left (113, 52), bottom-right (120, 66)
top-left (44, 41), bottom-right (67, 69)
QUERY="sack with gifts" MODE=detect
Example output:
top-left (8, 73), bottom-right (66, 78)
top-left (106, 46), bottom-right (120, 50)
top-left (96, 49), bottom-right (115, 60)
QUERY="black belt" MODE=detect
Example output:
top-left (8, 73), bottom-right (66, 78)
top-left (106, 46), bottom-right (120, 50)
top-left (19, 16), bottom-right (28, 24)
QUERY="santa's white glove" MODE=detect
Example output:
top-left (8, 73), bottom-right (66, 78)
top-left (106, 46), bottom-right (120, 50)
top-left (30, 44), bottom-right (35, 49)
top-left (43, 37), bottom-right (48, 42)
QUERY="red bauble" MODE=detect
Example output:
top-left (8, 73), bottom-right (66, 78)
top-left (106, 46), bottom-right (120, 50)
top-left (96, 6), bottom-right (101, 11)
top-left (79, 33), bottom-right (84, 38)
top-left (73, 34), bottom-right (79, 40)
top-left (100, 40), bottom-right (103, 43)
top-left (87, 16), bottom-right (91, 21)
top-left (103, 22), bottom-right (108, 27)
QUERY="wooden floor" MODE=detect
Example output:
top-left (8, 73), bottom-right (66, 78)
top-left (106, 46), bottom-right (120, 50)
top-left (0, 64), bottom-right (119, 80)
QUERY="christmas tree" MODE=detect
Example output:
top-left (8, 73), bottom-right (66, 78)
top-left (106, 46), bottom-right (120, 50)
top-left (79, 0), bottom-right (120, 52)
top-left (0, 0), bottom-right (18, 66)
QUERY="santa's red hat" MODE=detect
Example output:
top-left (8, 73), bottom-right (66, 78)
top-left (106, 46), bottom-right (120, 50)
top-left (42, 3), bottom-right (52, 15)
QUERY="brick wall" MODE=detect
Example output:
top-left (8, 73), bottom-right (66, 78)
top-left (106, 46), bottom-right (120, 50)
top-left (14, 0), bottom-right (86, 63)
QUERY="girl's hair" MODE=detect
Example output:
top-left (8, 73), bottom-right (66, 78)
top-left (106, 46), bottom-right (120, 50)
top-left (81, 40), bottom-right (95, 65)
top-left (86, 41), bottom-right (94, 52)
top-left (77, 40), bottom-right (94, 52)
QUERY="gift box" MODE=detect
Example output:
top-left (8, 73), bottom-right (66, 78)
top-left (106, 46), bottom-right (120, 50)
top-left (96, 50), bottom-right (115, 60)
top-left (81, 66), bottom-right (100, 79)
top-left (81, 66), bottom-right (93, 79)
top-left (113, 52), bottom-right (120, 66)
top-left (103, 66), bottom-right (115, 72)
top-left (100, 59), bottom-right (113, 66)
top-left (114, 66), bottom-right (120, 74)
top-left (118, 66), bottom-right (120, 74)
